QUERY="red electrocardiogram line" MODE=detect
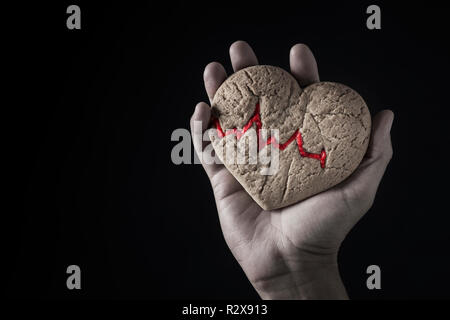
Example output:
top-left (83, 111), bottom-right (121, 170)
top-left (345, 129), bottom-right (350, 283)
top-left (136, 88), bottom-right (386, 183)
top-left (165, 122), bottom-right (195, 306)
top-left (213, 103), bottom-right (326, 168)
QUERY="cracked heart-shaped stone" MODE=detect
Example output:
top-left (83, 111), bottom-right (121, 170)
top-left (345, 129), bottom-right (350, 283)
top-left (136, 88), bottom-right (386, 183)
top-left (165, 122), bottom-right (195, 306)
top-left (209, 65), bottom-right (371, 210)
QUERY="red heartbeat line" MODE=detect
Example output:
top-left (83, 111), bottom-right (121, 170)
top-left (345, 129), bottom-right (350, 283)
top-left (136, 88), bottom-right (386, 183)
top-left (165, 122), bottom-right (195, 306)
top-left (213, 103), bottom-right (326, 168)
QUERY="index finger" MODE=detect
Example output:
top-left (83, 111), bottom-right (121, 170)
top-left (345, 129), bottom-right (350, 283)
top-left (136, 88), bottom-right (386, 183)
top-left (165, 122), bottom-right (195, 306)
top-left (204, 62), bottom-right (227, 103)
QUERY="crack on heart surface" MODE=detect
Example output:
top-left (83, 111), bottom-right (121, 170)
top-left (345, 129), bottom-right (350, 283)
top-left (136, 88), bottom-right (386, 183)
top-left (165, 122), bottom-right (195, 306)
top-left (243, 70), bottom-right (256, 88)
top-left (258, 174), bottom-right (269, 195)
top-left (212, 102), bottom-right (327, 168)
top-left (282, 159), bottom-right (295, 201)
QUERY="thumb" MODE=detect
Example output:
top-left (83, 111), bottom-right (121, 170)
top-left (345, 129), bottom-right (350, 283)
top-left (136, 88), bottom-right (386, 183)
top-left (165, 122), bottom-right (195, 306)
top-left (341, 110), bottom-right (394, 209)
top-left (366, 110), bottom-right (394, 165)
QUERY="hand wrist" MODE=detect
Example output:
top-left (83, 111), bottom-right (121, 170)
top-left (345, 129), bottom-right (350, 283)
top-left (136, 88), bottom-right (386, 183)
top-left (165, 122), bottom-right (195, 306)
top-left (252, 258), bottom-right (348, 300)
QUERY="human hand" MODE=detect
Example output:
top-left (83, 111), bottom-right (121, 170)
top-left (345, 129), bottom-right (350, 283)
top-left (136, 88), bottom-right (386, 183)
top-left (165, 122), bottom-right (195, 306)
top-left (190, 41), bottom-right (394, 299)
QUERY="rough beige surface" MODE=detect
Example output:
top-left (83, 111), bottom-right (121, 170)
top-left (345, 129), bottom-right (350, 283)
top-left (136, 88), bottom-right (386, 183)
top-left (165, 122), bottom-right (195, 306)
top-left (210, 65), bottom-right (371, 210)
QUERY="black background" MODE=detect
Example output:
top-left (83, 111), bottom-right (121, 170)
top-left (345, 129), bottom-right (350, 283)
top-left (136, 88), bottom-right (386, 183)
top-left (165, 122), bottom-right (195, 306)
top-left (5, 0), bottom-right (449, 299)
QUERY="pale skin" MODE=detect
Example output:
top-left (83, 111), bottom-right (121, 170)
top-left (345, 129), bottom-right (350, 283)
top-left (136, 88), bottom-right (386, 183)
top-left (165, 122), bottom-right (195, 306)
top-left (190, 41), bottom-right (394, 299)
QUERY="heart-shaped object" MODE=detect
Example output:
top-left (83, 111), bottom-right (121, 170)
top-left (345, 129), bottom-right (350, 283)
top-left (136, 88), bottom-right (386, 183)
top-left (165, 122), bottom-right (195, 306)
top-left (209, 65), bottom-right (371, 210)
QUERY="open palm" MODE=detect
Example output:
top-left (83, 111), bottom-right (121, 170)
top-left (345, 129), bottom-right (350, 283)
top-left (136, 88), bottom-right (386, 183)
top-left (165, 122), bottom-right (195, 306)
top-left (190, 41), bottom-right (393, 299)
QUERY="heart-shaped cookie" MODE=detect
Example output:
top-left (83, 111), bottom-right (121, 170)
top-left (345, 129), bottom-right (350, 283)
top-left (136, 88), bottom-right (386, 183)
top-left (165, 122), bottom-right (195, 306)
top-left (209, 65), bottom-right (371, 210)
